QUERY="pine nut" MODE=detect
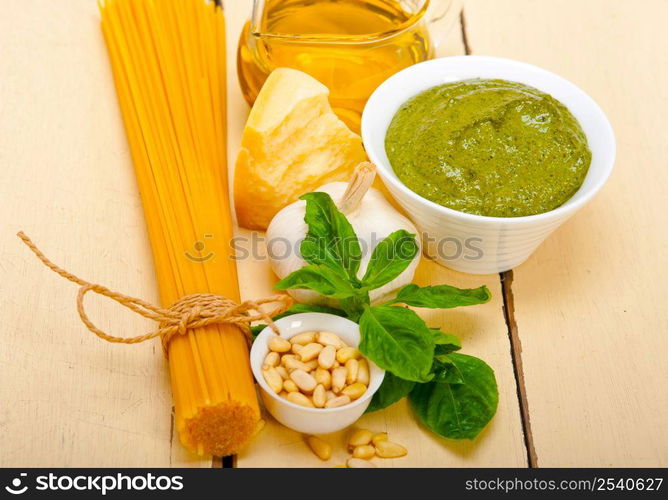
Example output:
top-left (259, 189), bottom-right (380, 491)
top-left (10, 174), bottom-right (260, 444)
top-left (268, 335), bottom-right (291, 353)
top-left (348, 429), bottom-right (373, 449)
top-left (374, 440), bottom-right (407, 458)
top-left (275, 366), bottom-right (289, 380)
top-left (281, 354), bottom-right (298, 366)
top-left (357, 359), bottom-right (370, 385)
top-left (336, 346), bottom-right (359, 364)
top-left (341, 382), bottom-right (367, 400)
top-left (347, 458), bottom-right (376, 468)
top-left (371, 432), bottom-right (388, 446)
top-left (314, 368), bottom-right (332, 390)
top-left (262, 367), bottom-right (283, 394)
top-left (264, 351), bottom-right (280, 367)
top-left (291, 343), bottom-right (303, 355)
top-left (300, 342), bottom-right (324, 362)
top-left (345, 358), bottom-right (359, 384)
top-left (316, 331), bottom-right (345, 348)
top-left (312, 384), bottom-right (326, 408)
top-left (287, 391), bottom-right (314, 408)
top-left (304, 359), bottom-right (319, 371)
top-left (283, 379), bottom-right (298, 393)
top-left (332, 366), bottom-right (347, 393)
top-left (267, 335), bottom-right (376, 414)
top-left (318, 345), bottom-right (336, 369)
top-left (306, 435), bottom-right (331, 461)
top-left (353, 445), bottom-right (375, 459)
top-left (290, 369), bottom-right (317, 393)
top-left (284, 357), bottom-right (313, 373)
top-left (324, 395), bottom-right (351, 408)
top-left (290, 332), bottom-right (316, 345)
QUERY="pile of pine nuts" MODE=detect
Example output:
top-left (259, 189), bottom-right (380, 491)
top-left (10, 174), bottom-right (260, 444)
top-left (306, 429), bottom-right (408, 467)
top-left (262, 331), bottom-right (370, 408)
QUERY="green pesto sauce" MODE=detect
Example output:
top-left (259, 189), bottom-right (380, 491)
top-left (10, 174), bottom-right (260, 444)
top-left (385, 79), bottom-right (591, 217)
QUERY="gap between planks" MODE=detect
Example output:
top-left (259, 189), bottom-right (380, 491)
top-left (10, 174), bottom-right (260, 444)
top-left (459, 9), bottom-right (472, 55)
top-left (500, 271), bottom-right (538, 467)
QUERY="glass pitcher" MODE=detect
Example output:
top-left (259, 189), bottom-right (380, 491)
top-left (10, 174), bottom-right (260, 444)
top-left (237, 0), bottom-right (462, 131)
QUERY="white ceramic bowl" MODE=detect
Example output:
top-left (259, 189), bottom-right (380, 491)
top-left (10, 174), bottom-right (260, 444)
top-left (362, 56), bottom-right (616, 274)
top-left (250, 313), bottom-right (385, 434)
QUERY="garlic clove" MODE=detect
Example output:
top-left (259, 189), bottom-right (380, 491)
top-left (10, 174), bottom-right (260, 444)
top-left (266, 164), bottom-right (420, 306)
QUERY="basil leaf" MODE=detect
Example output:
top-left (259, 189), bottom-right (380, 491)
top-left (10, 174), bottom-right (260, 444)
top-left (360, 229), bottom-right (419, 290)
top-left (431, 356), bottom-right (464, 384)
top-left (431, 329), bottom-right (461, 353)
top-left (409, 353), bottom-right (498, 440)
top-left (250, 304), bottom-right (347, 341)
top-left (393, 284), bottom-right (491, 309)
top-left (359, 305), bottom-right (434, 383)
top-left (299, 192), bottom-right (362, 282)
top-left (366, 372), bottom-right (415, 413)
top-left (274, 265), bottom-right (358, 299)
top-left (339, 294), bottom-right (370, 322)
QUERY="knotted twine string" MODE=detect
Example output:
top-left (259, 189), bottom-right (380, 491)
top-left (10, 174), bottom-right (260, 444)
top-left (17, 232), bottom-right (292, 356)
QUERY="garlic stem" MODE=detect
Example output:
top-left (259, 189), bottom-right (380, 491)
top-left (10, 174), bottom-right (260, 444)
top-left (338, 162), bottom-right (377, 214)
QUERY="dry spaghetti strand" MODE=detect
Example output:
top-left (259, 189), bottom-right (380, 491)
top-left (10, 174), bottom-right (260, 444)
top-left (98, 0), bottom-right (260, 456)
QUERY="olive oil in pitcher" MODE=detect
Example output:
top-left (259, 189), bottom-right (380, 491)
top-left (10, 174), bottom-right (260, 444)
top-left (237, 0), bottom-right (433, 130)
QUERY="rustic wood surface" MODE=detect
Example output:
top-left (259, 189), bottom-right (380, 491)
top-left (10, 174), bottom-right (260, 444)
top-left (0, 0), bottom-right (665, 467)
top-left (465, 0), bottom-right (668, 467)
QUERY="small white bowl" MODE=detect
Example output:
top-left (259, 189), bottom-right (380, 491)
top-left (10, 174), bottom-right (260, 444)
top-left (362, 56), bottom-right (616, 274)
top-left (250, 313), bottom-right (385, 434)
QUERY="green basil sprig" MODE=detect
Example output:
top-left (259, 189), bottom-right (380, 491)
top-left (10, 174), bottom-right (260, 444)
top-left (266, 192), bottom-right (497, 440)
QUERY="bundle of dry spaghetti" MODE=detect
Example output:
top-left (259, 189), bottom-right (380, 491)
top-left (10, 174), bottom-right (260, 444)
top-left (99, 0), bottom-right (259, 456)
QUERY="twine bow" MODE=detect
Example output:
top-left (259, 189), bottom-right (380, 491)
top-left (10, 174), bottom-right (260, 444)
top-left (17, 232), bottom-right (292, 356)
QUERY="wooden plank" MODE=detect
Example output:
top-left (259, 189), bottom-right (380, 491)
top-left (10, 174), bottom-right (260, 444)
top-left (0, 0), bottom-right (208, 467)
top-left (230, 0), bottom-right (527, 467)
top-left (464, 0), bottom-right (668, 466)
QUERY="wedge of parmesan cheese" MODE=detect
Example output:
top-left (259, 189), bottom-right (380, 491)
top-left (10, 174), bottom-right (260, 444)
top-left (234, 68), bottom-right (367, 230)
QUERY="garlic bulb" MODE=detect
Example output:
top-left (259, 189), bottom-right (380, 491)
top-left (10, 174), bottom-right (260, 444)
top-left (266, 162), bottom-right (420, 306)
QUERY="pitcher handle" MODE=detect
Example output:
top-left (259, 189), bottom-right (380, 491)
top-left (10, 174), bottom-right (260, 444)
top-left (426, 0), bottom-right (464, 54)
